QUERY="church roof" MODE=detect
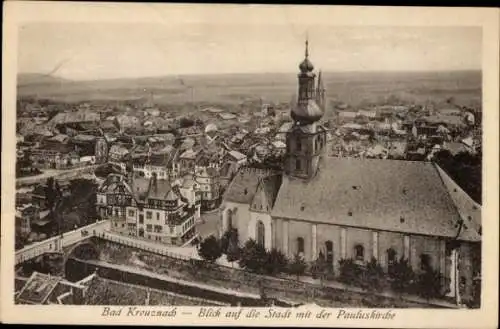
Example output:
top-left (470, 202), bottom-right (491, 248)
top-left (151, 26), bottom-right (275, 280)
top-left (436, 165), bottom-right (481, 236)
top-left (271, 158), bottom-right (480, 242)
top-left (250, 174), bottom-right (282, 213)
top-left (224, 167), bottom-right (278, 204)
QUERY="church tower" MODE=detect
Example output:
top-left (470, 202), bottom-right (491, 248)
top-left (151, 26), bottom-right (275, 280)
top-left (284, 39), bottom-right (327, 180)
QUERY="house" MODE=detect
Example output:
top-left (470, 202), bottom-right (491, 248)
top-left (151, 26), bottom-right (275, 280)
top-left (96, 173), bottom-right (197, 245)
top-left (144, 107), bottom-right (160, 117)
top-left (15, 271), bottom-right (95, 305)
top-left (223, 150), bottom-right (248, 170)
top-left (178, 148), bottom-right (200, 174)
top-left (72, 135), bottom-right (108, 164)
top-left (107, 144), bottom-right (131, 172)
top-left (142, 150), bottom-right (179, 180)
top-left (15, 204), bottom-right (39, 236)
top-left (358, 110), bottom-right (378, 119)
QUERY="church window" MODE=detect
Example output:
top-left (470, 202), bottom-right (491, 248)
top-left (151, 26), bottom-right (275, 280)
top-left (297, 237), bottom-right (305, 255)
top-left (354, 244), bottom-right (364, 261)
top-left (257, 221), bottom-right (265, 248)
top-left (325, 241), bottom-right (334, 267)
top-left (420, 254), bottom-right (432, 271)
top-left (387, 248), bottom-right (397, 265)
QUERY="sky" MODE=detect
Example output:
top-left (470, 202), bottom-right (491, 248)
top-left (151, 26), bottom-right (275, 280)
top-left (18, 22), bottom-right (481, 81)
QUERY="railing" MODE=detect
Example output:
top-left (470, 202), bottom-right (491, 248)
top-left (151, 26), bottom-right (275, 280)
top-left (95, 231), bottom-right (191, 261)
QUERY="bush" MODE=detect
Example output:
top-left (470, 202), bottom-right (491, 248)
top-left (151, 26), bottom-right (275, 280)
top-left (225, 238), bottom-right (241, 264)
top-left (264, 248), bottom-right (288, 276)
top-left (310, 252), bottom-right (329, 281)
top-left (389, 257), bottom-right (415, 294)
top-left (288, 254), bottom-right (307, 280)
top-left (362, 258), bottom-right (386, 292)
top-left (338, 258), bottom-right (363, 286)
top-left (220, 228), bottom-right (238, 254)
top-left (238, 239), bottom-right (268, 273)
top-left (416, 269), bottom-right (443, 300)
top-left (198, 235), bottom-right (222, 263)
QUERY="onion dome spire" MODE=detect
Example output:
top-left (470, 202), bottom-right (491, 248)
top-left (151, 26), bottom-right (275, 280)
top-left (299, 38), bottom-right (314, 73)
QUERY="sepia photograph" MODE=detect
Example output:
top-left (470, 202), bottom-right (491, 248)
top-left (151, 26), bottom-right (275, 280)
top-left (1, 2), bottom-right (498, 327)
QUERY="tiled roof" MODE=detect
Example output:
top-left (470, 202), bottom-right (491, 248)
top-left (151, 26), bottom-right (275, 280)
top-left (250, 174), bottom-right (282, 213)
top-left (224, 167), bottom-right (278, 204)
top-left (147, 179), bottom-right (174, 200)
top-left (16, 272), bottom-right (62, 304)
top-left (271, 158), bottom-right (480, 241)
top-left (436, 165), bottom-right (481, 239)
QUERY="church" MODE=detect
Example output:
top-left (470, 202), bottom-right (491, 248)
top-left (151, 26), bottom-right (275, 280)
top-left (220, 40), bottom-right (481, 304)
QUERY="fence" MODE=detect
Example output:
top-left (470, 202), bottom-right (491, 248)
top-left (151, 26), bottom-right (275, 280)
top-left (95, 232), bottom-right (191, 262)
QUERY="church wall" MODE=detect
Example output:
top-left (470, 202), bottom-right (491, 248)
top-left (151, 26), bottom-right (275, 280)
top-left (315, 223), bottom-right (342, 273)
top-left (248, 211), bottom-right (273, 251)
top-left (459, 241), bottom-right (479, 301)
top-left (222, 201), bottom-right (251, 245)
top-left (409, 235), bottom-right (442, 273)
top-left (377, 231), bottom-right (405, 270)
top-left (287, 220), bottom-right (313, 261)
top-left (345, 227), bottom-right (373, 263)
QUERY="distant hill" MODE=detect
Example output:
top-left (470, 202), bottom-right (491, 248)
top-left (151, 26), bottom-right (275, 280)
top-left (16, 70), bottom-right (482, 109)
top-left (17, 73), bottom-right (69, 87)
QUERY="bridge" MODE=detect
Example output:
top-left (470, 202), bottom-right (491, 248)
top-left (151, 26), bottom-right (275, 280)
top-left (15, 220), bottom-right (111, 265)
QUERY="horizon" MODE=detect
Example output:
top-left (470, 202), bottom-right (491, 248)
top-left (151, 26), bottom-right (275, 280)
top-left (18, 68), bottom-right (482, 84)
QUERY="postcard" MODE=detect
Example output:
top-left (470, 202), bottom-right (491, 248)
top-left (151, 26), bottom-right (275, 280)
top-left (1, 2), bottom-right (498, 328)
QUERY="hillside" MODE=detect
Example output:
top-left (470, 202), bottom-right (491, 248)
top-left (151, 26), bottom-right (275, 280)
top-left (16, 70), bottom-right (482, 108)
top-left (17, 73), bottom-right (69, 87)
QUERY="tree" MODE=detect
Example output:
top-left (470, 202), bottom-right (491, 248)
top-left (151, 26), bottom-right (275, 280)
top-left (338, 258), bottom-right (363, 286)
top-left (198, 235), bottom-right (222, 263)
top-left (389, 257), bottom-right (415, 295)
top-left (225, 237), bottom-right (241, 265)
top-left (363, 257), bottom-right (385, 292)
top-left (238, 239), bottom-right (268, 273)
top-left (310, 252), bottom-right (329, 283)
top-left (416, 268), bottom-right (443, 300)
top-left (220, 228), bottom-right (238, 254)
top-left (288, 254), bottom-right (307, 280)
top-left (264, 248), bottom-right (288, 276)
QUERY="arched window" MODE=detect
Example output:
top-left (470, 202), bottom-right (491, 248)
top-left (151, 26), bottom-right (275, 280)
top-left (325, 241), bottom-right (334, 270)
top-left (354, 244), bottom-right (364, 261)
top-left (297, 237), bottom-right (305, 255)
top-left (420, 254), bottom-right (432, 271)
top-left (387, 248), bottom-right (397, 265)
top-left (257, 221), bottom-right (265, 248)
